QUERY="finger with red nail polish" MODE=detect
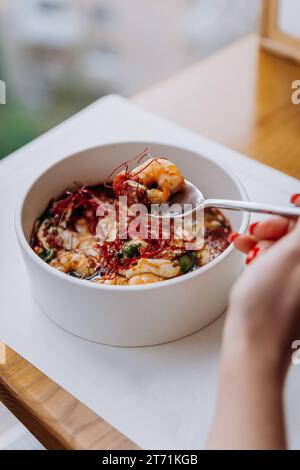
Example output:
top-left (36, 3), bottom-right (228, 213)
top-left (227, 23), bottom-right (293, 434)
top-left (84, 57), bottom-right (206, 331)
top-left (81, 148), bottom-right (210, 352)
top-left (246, 245), bottom-right (262, 264)
top-left (253, 216), bottom-right (293, 240)
top-left (245, 240), bottom-right (274, 265)
top-left (291, 193), bottom-right (300, 205)
top-left (252, 246), bottom-right (261, 260)
top-left (256, 240), bottom-right (275, 252)
top-left (249, 221), bottom-right (259, 236)
top-left (233, 234), bottom-right (256, 254)
top-left (228, 232), bottom-right (240, 243)
top-left (245, 248), bottom-right (256, 265)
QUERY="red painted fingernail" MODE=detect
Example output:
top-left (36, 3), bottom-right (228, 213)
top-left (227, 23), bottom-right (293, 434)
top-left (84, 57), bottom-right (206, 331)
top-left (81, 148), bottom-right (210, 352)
top-left (291, 193), bottom-right (300, 204)
top-left (249, 222), bottom-right (259, 235)
top-left (246, 250), bottom-right (254, 265)
top-left (228, 232), bottom-right (240, 243)
top-left (245, 246), bottom-right (260, 265)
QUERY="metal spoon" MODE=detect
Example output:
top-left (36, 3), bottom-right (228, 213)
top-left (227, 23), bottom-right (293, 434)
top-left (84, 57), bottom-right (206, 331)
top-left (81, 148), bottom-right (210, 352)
top-left (150, 180), bottom-right (300, 219)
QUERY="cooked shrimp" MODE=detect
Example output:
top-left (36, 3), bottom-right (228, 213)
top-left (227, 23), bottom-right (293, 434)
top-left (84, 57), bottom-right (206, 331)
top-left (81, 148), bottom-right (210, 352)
top-left (92, 275), bottom-right (128, 286)
top-left (78, 235), bottom-right (100, 259)
top-left (199, 246), bottom-right (211, 266)
top-left (36, 219), bottom-right (52, 250)
top-left (37, 220), bottom-right (81, 251)
top-left (92, 272), bottom-right (163, 286)
top-left (57, 228), bottom-right (80, 251)
top-left (128, 273), bottom-right (163, 285)
top-left (75, 218), bottom-right (91, 235)
top-left (114, 158), bottom-right (185, 204)
top-left (133, 158), bottom-right (185, 204)
top-left (121, 258), bottom-right (181, 280)
top-left (50, 251), bottom-right (96, 277)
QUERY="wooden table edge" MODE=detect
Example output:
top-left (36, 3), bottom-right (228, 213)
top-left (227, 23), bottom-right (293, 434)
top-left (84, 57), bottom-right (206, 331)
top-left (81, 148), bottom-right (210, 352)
top-left (0, 345), bottom-right (139, 450)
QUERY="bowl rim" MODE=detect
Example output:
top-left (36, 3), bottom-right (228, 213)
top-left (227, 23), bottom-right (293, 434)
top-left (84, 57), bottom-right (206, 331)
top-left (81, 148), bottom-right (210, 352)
top-left (15, 141), bottom-right (250, 292)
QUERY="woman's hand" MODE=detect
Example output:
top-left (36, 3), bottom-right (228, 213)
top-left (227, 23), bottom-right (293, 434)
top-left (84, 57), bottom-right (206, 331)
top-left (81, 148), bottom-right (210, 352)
top-left (206, 194), bottom-right (300, 450)
top-left (226, 194), bottom-right (300, 380)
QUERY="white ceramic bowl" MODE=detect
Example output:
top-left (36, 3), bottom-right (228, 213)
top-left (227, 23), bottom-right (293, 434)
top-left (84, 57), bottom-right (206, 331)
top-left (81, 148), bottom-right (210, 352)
top-left (16, 142), bottom-right (249, 346)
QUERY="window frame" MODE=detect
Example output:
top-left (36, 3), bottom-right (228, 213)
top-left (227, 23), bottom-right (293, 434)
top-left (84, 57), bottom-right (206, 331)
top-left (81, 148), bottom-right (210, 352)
top-left (261, 0), bottom-right (300, 63)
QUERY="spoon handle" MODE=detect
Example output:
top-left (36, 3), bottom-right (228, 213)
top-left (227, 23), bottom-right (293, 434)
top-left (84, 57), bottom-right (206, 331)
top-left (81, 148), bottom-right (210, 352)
top-left (204, 199), bottom-right (300, 218)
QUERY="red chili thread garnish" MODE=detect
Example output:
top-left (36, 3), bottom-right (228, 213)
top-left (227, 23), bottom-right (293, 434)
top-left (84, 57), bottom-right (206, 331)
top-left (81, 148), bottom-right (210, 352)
top-left (104, 147), bottom-right (150, 188)
top-left (94, 205), bottom-right (185, 281)
top-left (104, 148), bottom-right (168, 207)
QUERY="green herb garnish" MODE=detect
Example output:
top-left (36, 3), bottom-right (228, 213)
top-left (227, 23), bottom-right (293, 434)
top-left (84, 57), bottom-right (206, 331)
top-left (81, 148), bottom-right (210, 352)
top-left (39, 248), bottom-right (55, 263)
top-left (118, 242), bottom-right (141, 259)
top-left (178, 252), bottom-right (197, 274)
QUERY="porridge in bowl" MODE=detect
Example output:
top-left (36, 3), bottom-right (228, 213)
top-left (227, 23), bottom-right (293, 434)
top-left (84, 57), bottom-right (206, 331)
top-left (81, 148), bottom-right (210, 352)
top-left (31, 150), bottom-right (232, 286)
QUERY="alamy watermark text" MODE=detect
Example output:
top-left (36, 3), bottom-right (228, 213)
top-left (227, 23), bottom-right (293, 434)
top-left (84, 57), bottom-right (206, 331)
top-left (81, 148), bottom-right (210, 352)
top-left (291, 80), bottom-right (300, 104)
top-left (0, 341), bottom-right (6, 364)
top-left (0, 80), bottom-right (6, 104)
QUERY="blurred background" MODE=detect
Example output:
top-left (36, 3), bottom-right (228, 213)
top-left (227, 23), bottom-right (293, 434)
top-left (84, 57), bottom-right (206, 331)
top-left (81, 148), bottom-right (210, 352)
top-left (0, 0), bottom-right (260, 160)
